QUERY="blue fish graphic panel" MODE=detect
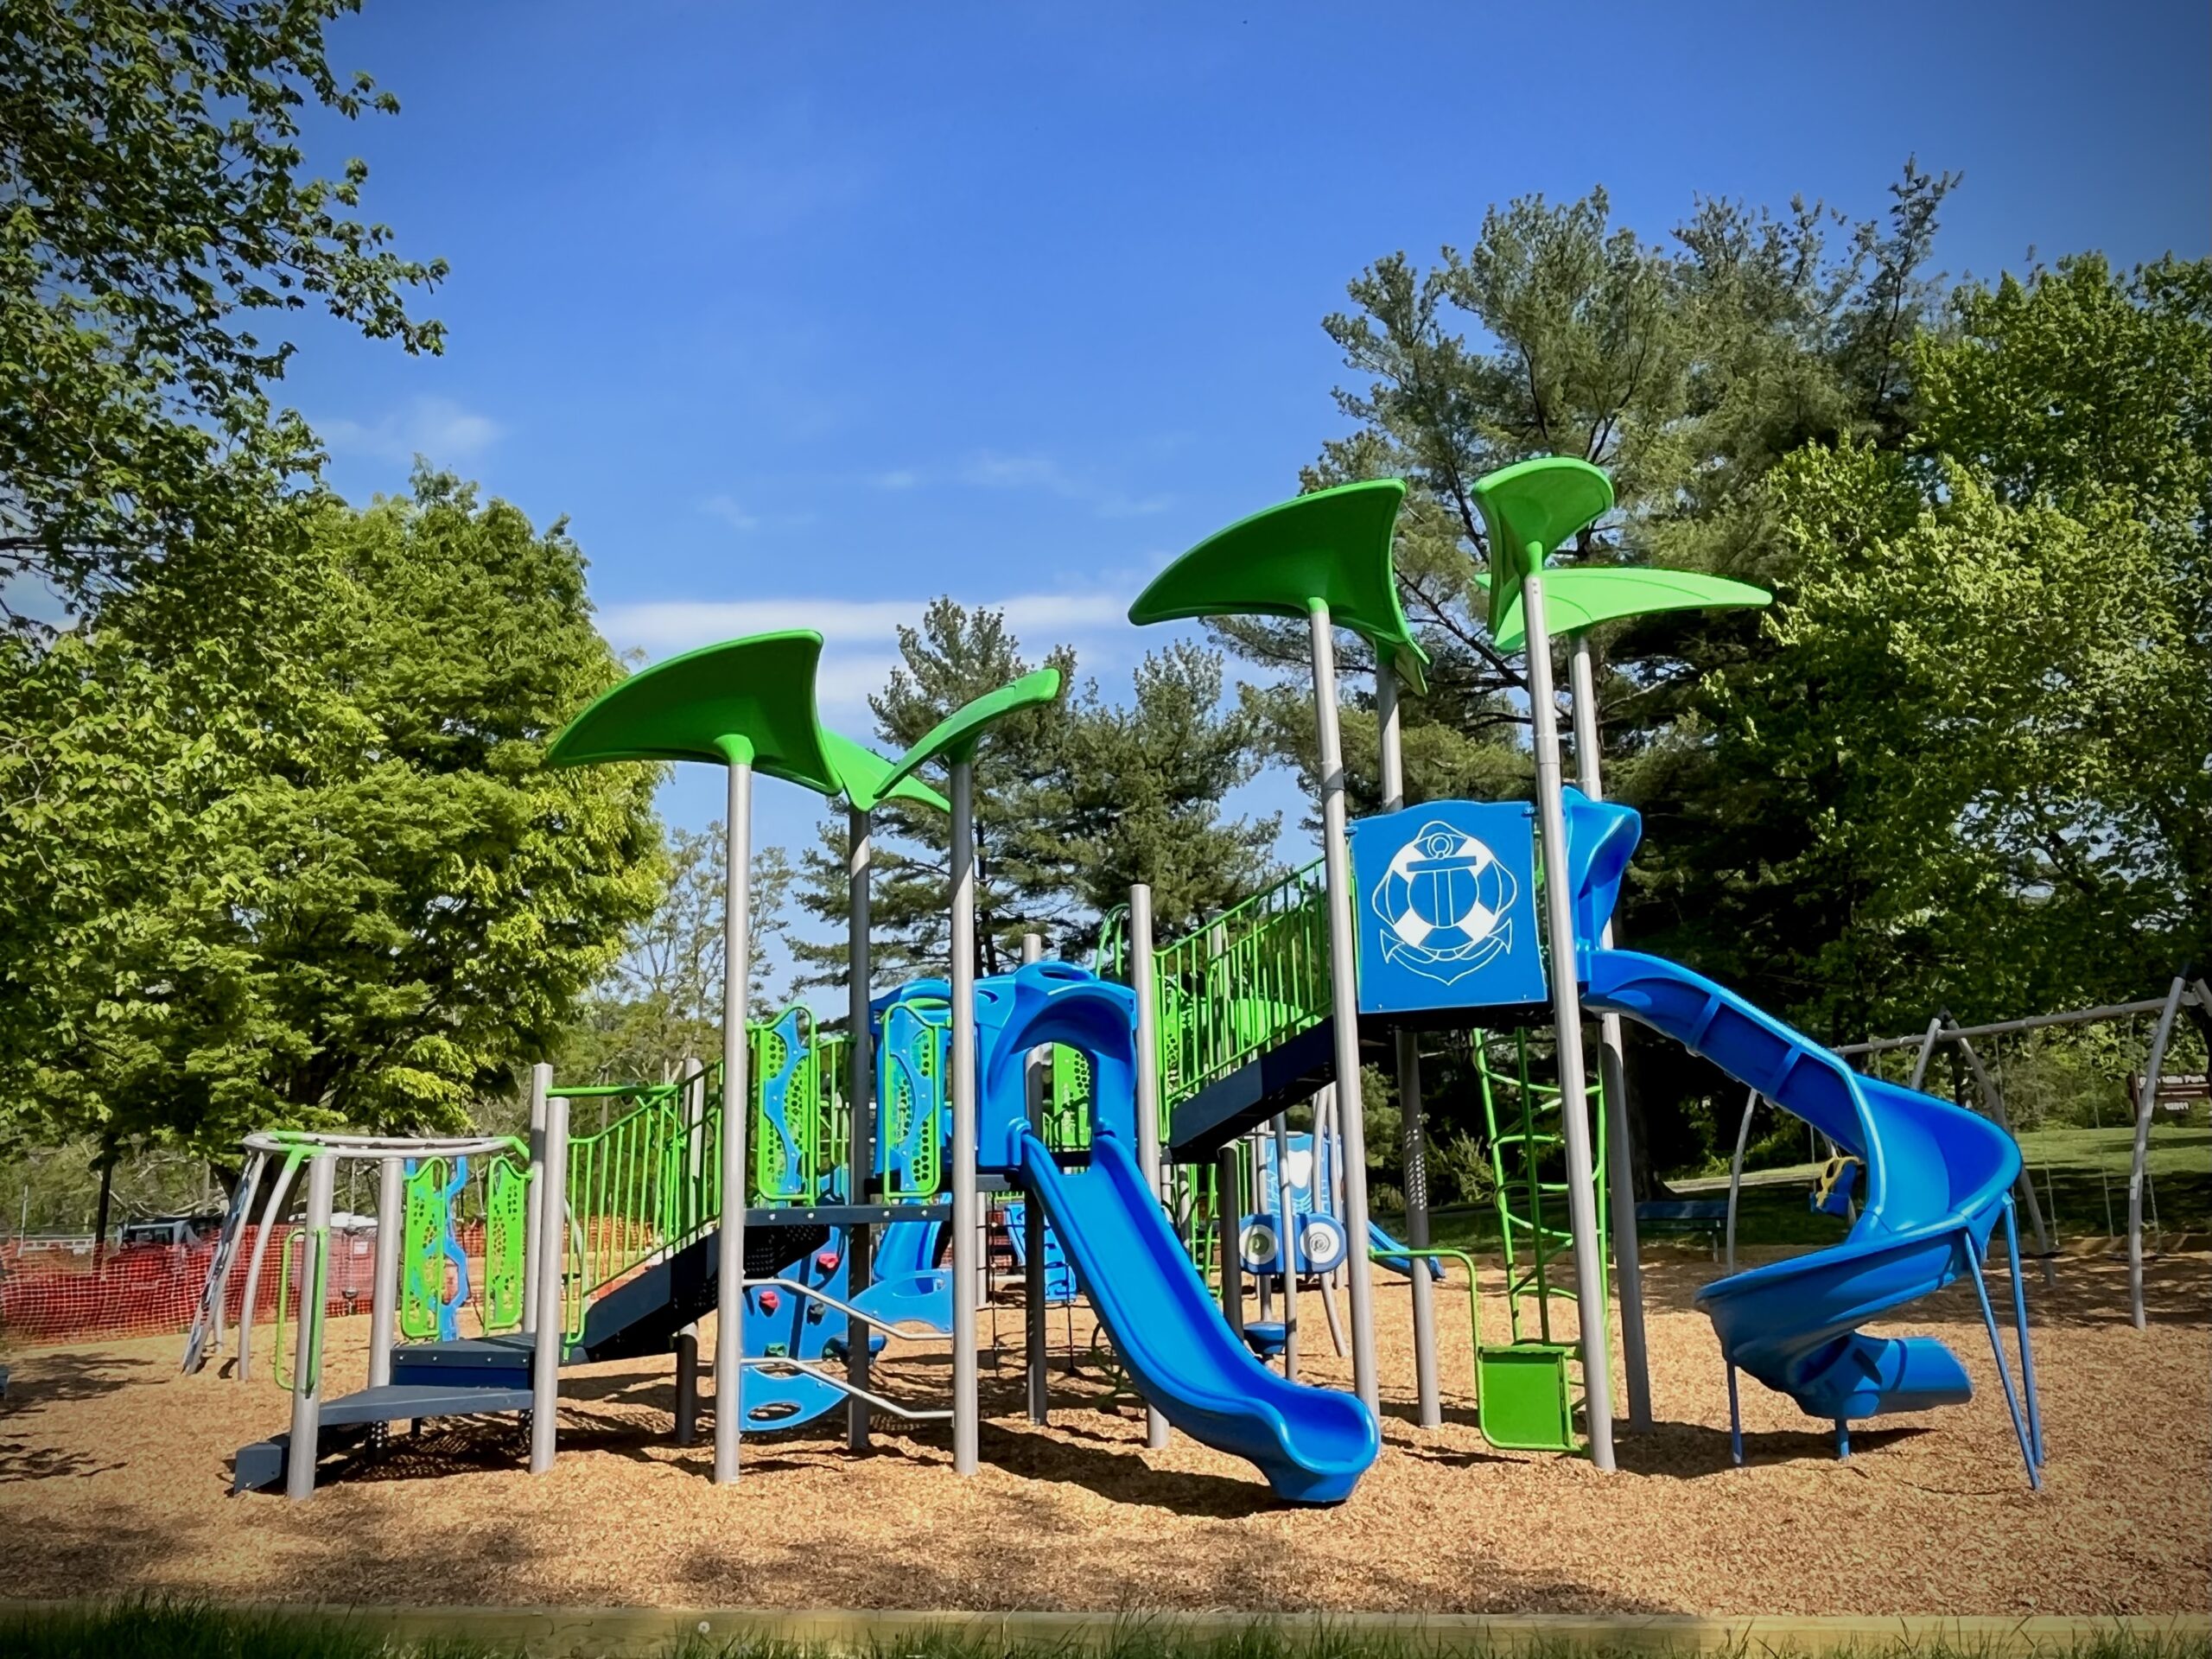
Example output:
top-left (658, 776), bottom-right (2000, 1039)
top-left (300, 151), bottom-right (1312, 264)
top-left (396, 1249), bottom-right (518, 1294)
top-left (1348, 801), bottom-right (1548, 1014)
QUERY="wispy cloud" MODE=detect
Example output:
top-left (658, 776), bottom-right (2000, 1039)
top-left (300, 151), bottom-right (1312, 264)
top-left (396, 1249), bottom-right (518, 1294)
top-left (601, 591), bottom-right (1132, 658)
top-left (700, 493), bottom-right (760, 531)
top-left (870, 468), bottom-right (922, 491)
top-left (321, 396), bottom-right (502, 465)
top-left (959, 450), bottom-right (1173, 518)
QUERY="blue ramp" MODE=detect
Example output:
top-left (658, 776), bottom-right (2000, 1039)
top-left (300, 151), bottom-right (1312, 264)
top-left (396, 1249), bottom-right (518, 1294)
top-left (1017, 1130), bottom-right (1378, 1503)
top-left (1585, 948), bottom-right (2022, 1423)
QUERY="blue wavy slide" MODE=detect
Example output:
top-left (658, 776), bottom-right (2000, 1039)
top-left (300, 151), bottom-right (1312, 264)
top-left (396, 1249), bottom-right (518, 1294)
top-left (1585, 947), bottom-right (2044, 1475)
top-left (1017, 1129), bottom-right (1380, 1503)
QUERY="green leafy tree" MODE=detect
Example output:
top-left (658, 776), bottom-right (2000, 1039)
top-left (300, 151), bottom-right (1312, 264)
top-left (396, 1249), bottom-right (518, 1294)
top-left (1684, 257), bottom-right (2212, 1038)
top-left (0, 0), bottom-right (445, 622)
top-left (0, 474), bottom-right (660, 1163)
top-left (558, 830), bottom-right (794, 1086)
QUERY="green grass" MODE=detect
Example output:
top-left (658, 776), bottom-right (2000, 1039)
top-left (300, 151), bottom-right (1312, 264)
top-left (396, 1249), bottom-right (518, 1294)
top-left (1373, 1123), bottom-right (2212, 1255)
top-left (1, 1603), bottom-right (2204, 1659)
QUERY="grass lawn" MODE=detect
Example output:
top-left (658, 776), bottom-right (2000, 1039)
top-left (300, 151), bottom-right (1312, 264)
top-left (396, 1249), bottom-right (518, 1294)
top-left (1376, 1123), bottom-right (2211, 1256)
top-left (3, 1601), bottom-right (2205, 1659)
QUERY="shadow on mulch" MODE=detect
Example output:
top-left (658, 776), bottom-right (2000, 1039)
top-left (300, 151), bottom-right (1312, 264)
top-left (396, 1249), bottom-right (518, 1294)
top-left (978, 1419), bottom-right (1280, 1518)
top-left (1611, 1418), bottom-right (1933, 1479)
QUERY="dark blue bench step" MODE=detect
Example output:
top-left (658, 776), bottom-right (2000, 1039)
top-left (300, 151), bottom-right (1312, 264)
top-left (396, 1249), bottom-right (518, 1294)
top-left (231, 1382), bottom-right (535, 1493)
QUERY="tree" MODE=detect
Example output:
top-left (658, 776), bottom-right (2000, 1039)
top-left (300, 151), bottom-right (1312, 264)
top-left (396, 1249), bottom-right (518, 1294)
top-left (1032, 640), bottom-right (1281, 950)
top-left (792, 600), bottom-right (1073, 990)
top-left (0, 473), bottom-right (661, 1161)
top-left (1684, 257), bottom-right (2212, 1035)
top-left (0, 0), bottom-right (444, 623)
top-left (558, 831), bottom-right (795, 1086)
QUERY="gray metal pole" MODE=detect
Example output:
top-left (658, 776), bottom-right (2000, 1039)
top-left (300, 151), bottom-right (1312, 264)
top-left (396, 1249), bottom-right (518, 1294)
top-left (1217, 1144), bottom-right (1244, 1337)
top-left (523, 1062), bottom-right (550, 1337)
top-left (1305, 603), bottom-right (1381, 1414)
top-left (284, 1150), bottom-right (336, 1502)
top-left (1522, 572), bottom-right (1617, 1471)
top-left (530, 1095), bottom-right (569, 1474)
top-left (1836, 999), bottom-right (2176, 1055)
top-left (1907, 1017), bottom-right (1944, 1092)
top-left (2129, 976), bottom-right (2187, 1331)
top-left (847, 806), bottom-right (875, 1451)
top-left (1375, 655), bottom-right (1441, 1428)
top-left (1272, 1109), bottom-right (1300, 1379)
top-left (1951, 1030), bottom-right (2056, 1287)
top-left (1128, 883), bottom-right (1171, 1448)
top-left (713, 753), bottom-right (754, 1484)
top-left (1568, 633), bottom-right (1651, 1432)
top-left (284, 1151), bottom-right (337, 1498)
top-left (1021, 931), bottom-right (1050, 1427)
top-left (677, 1054), bottom-right (703, 1446)
top-left (368, 1156), bottom-right (404, 1389)
top-left (949, 758), bottom-right (982, 1475)
top-left (1725, 1088), bottom-right (1758, 1274)
top-left (236, 1153), bottom-right (302, 1382)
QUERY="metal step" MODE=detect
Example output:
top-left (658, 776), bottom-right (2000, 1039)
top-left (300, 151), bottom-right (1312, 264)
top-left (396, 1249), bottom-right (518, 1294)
top-left (231, 1382), bottom-right (534, 1492)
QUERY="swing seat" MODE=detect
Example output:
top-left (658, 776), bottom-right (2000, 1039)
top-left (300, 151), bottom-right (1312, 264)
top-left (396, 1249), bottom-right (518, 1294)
top-left (1478, 1342), bottom-right (1579, 1452)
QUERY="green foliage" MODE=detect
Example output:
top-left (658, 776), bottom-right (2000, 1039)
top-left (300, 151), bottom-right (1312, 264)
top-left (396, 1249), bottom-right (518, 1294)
top-left (0, 474), bottom-right (659, 1159)
top-left (557, 827), bottom-right (794, 1086)
top-left (0, 1), bottom-right (445, 620)
top-left (1679, 256), bottom-right (2211, 1034)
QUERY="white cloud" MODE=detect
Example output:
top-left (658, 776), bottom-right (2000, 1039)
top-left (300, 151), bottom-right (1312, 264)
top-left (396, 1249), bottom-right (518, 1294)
top-left (600, 590), bottom-right (1131, 657)
top-left (870, 468), bottom-right (921, 491)
top-left (321, 395), bottom-right (502, 465)
top-left (700, 493), bottom-right (760, 531)
top-left (958, 450), bottom-right (1173, 518)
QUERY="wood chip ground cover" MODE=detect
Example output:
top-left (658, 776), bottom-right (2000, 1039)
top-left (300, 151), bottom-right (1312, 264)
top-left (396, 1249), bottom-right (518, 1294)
top-left (0, 1248), bottom-right (2202, 1616)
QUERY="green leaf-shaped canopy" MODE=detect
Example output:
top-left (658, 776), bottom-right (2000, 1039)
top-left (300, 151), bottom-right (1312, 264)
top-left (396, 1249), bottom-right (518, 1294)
top-left (874, 666), bottom-right (1064, 800)
top-left (1483, 567), bottom-right (1773, 652)
top-left (548, 630), bottom-right (946, 812)
top-left (1469, 457), bottom-right (1615, 634)
top-left (1127, 479), bottom-right (1431, 691)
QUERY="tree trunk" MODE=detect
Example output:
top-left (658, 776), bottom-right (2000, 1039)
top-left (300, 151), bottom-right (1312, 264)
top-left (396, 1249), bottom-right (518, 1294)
top-left (91, 1141), bottom-right (118, 1266)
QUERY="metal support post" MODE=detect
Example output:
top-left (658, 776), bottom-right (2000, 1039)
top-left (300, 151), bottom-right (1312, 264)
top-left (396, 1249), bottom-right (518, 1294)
top-left (713, 747), bottom-right (754, 1484)
top-left (1375, 655), bottom-right (1440, 1427)
top-left (1272, 1110), bottom-right (1300, 1379)
top-left (949, 758), bottom-right (982, 1475)
top-left (368, 1155), bottom-right (403, 1389)
top-left (1129, 883), bottom-right (1171, 1448)
top-left (847, 806), bottom-right (875, 1451)
top-left (523, 1062), bottom-right (550, 1337)
top-left (1523, 572), bottom-right (1616, 1470)
top-left (1021, 931), bottom-right (1050, 1426)
top-left (677, 1054), bottom-right (703, 1446)
top-left (284, 1150), bottom-right (336, 1502)
top-left (1217, 1145), bottom-right (1244, 1337)
top-left (530, 1094), bottom-right (569, 1474)
top-left (2129, 976), bottom-right (2187, 1331)
top-left (1568, 632), bottom-right (1650, 1431)
top-left (1305, 602), bottom-right (1380, 1412)
top-left (1951, 1029), bottom-right (2056, 1286)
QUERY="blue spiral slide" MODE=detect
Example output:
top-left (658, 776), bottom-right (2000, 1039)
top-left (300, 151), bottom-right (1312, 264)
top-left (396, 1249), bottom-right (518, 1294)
top-left (1585, 946), bottom-right (2043, 1472)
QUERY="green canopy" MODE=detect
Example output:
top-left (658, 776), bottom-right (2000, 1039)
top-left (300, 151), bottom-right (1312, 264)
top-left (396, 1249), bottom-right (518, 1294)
top-left (874, 667), bottom-right (1064, 800)
top-left (548, 630), bottom-right (946, 812)
top-left (1469, 457), bottom-right (1615, 635)
top-left (1481, 567), bottom-right (1772, 652)
top-left (1127, 479), bottom-right (1431, 691)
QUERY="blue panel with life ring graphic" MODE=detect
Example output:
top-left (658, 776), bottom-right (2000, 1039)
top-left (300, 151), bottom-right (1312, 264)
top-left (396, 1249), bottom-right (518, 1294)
top-left (1349, 800), bottom-right (1548, 1014)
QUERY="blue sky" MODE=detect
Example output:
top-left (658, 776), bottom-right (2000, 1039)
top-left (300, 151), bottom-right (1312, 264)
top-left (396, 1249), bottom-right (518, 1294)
top-left (282, 0), bottom-right (2209, 988)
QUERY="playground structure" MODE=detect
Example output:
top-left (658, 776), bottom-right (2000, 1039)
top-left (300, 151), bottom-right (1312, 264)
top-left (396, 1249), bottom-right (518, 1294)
top-left (205, 456), bottom-right (2074, 1505)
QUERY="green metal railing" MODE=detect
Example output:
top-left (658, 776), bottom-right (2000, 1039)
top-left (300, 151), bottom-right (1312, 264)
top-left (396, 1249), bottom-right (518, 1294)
top-left (1153, 860), bottom-right (1330, 1119)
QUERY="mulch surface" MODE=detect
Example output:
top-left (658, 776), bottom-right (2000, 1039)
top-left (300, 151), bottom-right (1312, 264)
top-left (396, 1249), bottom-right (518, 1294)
top-left (0, 1246), bottom-right (2203, 1616)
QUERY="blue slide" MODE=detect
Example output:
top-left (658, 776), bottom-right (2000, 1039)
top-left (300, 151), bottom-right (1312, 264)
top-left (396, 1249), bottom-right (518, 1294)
top-left (1585, 948), bottom-right (2023, 1423)
top-left (1016, 1128), bottom-right (1380, 1503)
